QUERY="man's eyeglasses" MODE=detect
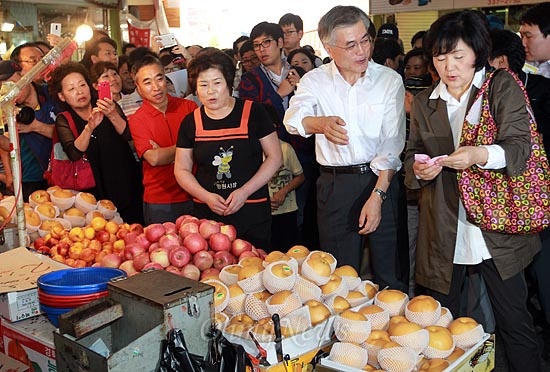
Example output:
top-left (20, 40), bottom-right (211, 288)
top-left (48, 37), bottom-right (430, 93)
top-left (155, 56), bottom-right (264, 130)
top-left (241, 56), bottom-right (259, 65)
top-left (330, 36), bottom-right (372, 54)
top-left (253, 39), bottom-right (274, 51)
top-left (283, 30), bottom-right (298, 36)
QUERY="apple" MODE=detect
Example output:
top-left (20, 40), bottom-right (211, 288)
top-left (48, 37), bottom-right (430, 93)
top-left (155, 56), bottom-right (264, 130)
top-left (209, 232), bottom-right (232, 252)
top-left (159, 233), bottom-right (182, 249)
top-left (104, 221), bottom-right (119, 235)
top-left (143, 262), bottom-right (163, 271)
top-left (148, 242), bottom-right (160, 253)
top-left (219, 224), bottom-right (237, 242)
top-left (175, 214), bottom-right (198, 230)
top-left (162, 222), bottom-right (177, 235)
top-left (238, 250), bottom-right (259, 260)
top-left (133, 252), bottom-right (151, 271)
top-left (124, 243), bottom-right (145, 260)
top-left (96, 230), bottom-right (111, 243)
top-left (253, 247), bottom-right (267, 259)
top-left (165, 265), bottom-right (182, 276)
top-left (193, 250), bottom-right (214, 271)
top-left (57, 242), bottom-right (70, 256)
top-left (79, 248), bottom-right (96, 263)
top-left (213, 250), bottom-right (237, 271)
top-left (100, 253), bottom-right (122, 268)
top-left (123, 231), bottom-right (139, 245)
top-left (183, 233), bottom-right (208, 254)
top-left (119, 260), bottom-right (138, 276)
top-left (231, 238), bottom-right (252, 257)
top-left (116, 227), bottom-right (128, 240)
top-left (144, 223), bottom-right (165, 243)
top-left (201, 268), bottom-right (220, 281)
top-left (68, 244), bottom-right (83, 260)
top-left (149, 247), bottom-right (170, 268)
top-left (181, 264), bottom-right (201, 280)
top-left (179, 221), bottom-right (200, 239)
top-left (129, 223), bottom-right (144, 234)
top-left (135, 233), bottom-right (152, 251)
top-left (168, 247), bottom-right (191, 268)
top-left (33, 237), bottom-right (46, 250)
top-left (199, 220), bottom-right (221, 239)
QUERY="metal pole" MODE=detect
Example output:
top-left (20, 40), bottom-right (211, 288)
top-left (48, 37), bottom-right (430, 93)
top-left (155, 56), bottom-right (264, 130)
top-left (0, 37), bottom-right (77, 247)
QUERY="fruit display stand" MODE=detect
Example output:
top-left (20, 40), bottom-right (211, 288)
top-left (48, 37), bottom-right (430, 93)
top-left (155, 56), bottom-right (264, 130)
top-left (317, 333), bottom-right (495, 372)
top-left (53, 269), bottom-right (214, 372)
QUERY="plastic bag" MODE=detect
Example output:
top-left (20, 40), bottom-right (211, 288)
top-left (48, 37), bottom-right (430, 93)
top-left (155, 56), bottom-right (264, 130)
top-left (158, 328), bottom-right (246, 372)
top-left (158, 328), bottom-right (203, 372)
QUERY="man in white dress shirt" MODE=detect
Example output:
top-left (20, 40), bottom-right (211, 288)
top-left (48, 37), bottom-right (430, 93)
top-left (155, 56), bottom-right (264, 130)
top-left (284, 5), bottom-right (408, 291)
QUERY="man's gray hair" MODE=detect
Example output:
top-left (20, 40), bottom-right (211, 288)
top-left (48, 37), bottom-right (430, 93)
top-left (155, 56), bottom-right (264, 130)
top-left (318, 6), bottom-right (371, 45)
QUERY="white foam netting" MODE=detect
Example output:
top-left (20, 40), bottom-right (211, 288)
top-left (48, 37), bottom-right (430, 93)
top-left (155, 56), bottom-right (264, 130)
top-left (219, 264), bottom-right (243, 286)
top-left (225, 292), bottom-right (246, 315)
top-left (452, 324), bottom-right (484, 349)
top-left (435, 307), bottom-right (454, 328)
top-left (262, 261), bottom-right (297, 293)
top-left (377, 346), bottom-right (418, 372)
top-left (293, 274), bottom-right (323, 303)
top-left (405, 301), bottom-right (441, 328)
top-left (390, 328), bottom-right (430, 354)
top-left (423, 340), bottom-right (455, 359)
top-left (334, 314), bottom-right (372, 344)
top-left (301, 258), bottom-right (331, 285)
top-left (244, 293), bottom-right (271, 321)
top-left (321, 277), bottom-right (349, 300)
top-left (329, 342), bottom-right (369, 370)
top-left (237, 270), bottom-right (265, 294)
top-left (204, 279), bottom-right (230, 313)
top-left (360, 307), bottom-right (390, 330)
top-left (266, 292), bottom-right (302, 317)
top-left (374, 292), bottom-right (409, 317)
top-left (306, 251), bottom-right (337, 271)
top-left (358, 280), bottom-right (380, 300)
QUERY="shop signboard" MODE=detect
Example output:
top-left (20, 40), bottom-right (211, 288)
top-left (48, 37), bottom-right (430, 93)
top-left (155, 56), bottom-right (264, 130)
top-left (370, 0), bottom-right (540, 14)
top-left (370, 0), bottom-right (454, 15)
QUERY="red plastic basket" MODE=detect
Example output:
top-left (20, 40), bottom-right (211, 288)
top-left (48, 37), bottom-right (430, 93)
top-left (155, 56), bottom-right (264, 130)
top-left (38, 288), bottom-right (109, 308)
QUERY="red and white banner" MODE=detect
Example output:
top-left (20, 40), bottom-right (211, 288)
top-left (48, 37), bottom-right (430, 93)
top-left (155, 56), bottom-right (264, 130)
top-left (369, 0), bottom-right (541, 14)
top-left (128, 22), bottom-right (151, 47)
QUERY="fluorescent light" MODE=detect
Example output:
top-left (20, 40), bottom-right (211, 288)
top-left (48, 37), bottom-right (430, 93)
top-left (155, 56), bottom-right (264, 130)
top-left (1, 23), bottom-right (15, 32)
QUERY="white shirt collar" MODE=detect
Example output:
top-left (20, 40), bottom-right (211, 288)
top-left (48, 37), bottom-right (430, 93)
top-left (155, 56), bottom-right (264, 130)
top-left (429, 67), bottom-right (486, 103)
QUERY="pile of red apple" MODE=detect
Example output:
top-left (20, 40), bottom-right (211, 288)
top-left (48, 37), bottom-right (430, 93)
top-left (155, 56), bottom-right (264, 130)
top-left (32, 214), bottom-right (267, 280)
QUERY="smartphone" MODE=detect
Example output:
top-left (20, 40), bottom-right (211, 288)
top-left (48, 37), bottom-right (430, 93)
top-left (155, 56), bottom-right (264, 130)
top-left (50, 23), bottom-right (61, 36)
top-left (98, 81), bottom-right (111, 100)
top-left (159, 33), bottom-right (177, 49)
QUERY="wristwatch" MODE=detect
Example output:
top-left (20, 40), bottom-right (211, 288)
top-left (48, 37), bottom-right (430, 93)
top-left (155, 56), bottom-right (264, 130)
top-left (373, 188), bottom-right (387, 201)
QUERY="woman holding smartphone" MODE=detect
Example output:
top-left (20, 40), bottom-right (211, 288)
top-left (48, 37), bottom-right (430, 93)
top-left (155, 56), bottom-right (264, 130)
top-left (90, 62), bottom-right (123, 102)
top-left (49, 62), bottom-right (144, 223)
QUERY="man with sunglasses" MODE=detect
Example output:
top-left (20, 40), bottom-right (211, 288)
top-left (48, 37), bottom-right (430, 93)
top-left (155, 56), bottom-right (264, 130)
top-left (284, 5), bottom-right (408, 291)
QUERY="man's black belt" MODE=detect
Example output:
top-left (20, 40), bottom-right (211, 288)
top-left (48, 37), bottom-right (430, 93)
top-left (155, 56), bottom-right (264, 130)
top-left (319, 163), bottom-right (371, 175)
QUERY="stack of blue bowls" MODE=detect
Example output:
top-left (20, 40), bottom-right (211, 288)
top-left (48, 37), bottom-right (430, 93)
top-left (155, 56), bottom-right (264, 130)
top-left (37, 267), bottom-right (126, 327)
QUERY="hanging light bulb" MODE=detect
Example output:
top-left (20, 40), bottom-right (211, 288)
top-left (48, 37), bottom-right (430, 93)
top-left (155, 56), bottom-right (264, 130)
top-left (74, 24), bottom-right (93, 43)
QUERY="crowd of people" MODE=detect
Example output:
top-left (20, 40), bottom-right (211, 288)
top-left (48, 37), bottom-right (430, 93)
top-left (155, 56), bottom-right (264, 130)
top-left (0, 3), bottom-right (549, 370)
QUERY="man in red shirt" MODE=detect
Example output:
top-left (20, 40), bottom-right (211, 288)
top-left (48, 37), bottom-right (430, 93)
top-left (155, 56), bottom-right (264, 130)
top-left (129, 55), bottom-right (197, 224)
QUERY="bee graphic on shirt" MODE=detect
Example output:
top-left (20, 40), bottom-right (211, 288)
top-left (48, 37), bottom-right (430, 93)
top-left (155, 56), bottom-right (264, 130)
top-left (212, 146), bottom-right (234, 180)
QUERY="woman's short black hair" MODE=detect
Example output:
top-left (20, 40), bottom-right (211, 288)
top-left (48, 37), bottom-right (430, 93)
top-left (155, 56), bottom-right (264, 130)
top-left (186, 48), bottom-right (236, 94)
top-left (287, 48), bottom-right (316, 68)
top-left (89, 61), bottom-right (118, 84)
top-left (423, 10), bottom-right (490, 71)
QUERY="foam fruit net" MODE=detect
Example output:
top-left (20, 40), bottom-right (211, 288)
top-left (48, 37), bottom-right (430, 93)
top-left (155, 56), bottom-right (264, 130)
top-left (375, 292), bottom-right (409, 317)
top-left (334, 315), bottom-right (372, 344)
top-left (435, 307), bottom-right (454, 328)
top-left (244, 294), bottom-right (270, 320)
top-left (265, 292), bottom-right (302, 317)
top-left (329, 342), bottom-right (369, 369)
top-left (301, 259), bottom-right (331, 286)
top-left (390, 329), bottom-right (429, 354)
top-left (321, 278), bottom-right (349, 300)
top-left (452, 324), bottom-right (484, 349)
top-left (219, 265), bottom-right (242, 286)
top-left (225, 293), bottom-right (246, 315)
top-left (237, 271), bottom-right (265, 294)
top-left (423, 341), bottom-right (455, 359)
top-left (361, 308), bottom-right (390, 330)
top-left (377, 346), bottom-right (418, 372)
top-left (293, 275), bottom-right (322, 303)
top-left (262, 261), bottom-right (297, 293)
top-left (405, 301), bottom-right (441, 328)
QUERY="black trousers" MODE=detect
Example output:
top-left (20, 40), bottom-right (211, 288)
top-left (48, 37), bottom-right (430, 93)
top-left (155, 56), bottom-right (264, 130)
top-left (316, 170), bottom-right (408, 292)
top-left (426, 260), bottom-right (542, 372)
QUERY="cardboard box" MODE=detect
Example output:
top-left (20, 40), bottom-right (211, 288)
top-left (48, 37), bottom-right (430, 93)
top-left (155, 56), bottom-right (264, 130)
top-left (0, 248), bottom-right (66, 322)
top-left (317, 333), bottom-right (495, 372)
top-left (0, 315), bottom-right (57, 372)
top-left (0, 352), bottom-right (30, 372)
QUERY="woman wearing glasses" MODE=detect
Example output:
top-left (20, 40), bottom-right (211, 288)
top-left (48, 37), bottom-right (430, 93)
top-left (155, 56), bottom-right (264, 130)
top-left (175, 49), bottom-right (282, 250)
